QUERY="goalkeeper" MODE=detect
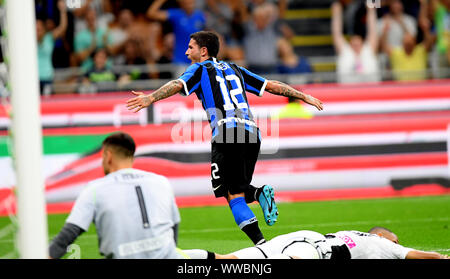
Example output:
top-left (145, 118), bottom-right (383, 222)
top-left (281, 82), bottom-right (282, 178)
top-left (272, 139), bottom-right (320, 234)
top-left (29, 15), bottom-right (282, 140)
top-left (49, 132), bottom-right (183, 259)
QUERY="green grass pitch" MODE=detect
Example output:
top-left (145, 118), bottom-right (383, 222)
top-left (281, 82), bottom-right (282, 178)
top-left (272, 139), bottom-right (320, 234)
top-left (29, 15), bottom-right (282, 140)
top-left (0, 195), bottom-right (449, 258)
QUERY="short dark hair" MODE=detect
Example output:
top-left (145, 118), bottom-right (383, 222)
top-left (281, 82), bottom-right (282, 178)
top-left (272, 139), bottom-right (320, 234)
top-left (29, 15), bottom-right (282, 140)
top-left (102, 132), bottom-right (136, 158)
top-left (190, 31), bottom-right (220, 58)
top-left (91, 48), bottom-right (108, 59)
top-left (368, 226), bottom-right (394, 234)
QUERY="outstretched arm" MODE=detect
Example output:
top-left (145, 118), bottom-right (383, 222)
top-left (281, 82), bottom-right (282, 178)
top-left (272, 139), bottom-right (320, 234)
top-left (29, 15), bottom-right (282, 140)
top-left (419, 0), bottom-right (436, 52)
top-left (126, 80), bottom-right (183, 113)
top-left (331, 1), bottom-right (346, 54)
top-left (147, 0), bottom-right (169, 21)
top-left (366, 5), bottom-right (378, 52)
top-left (265, 80), bottom-right (323, 111)
top-left (406, 250), bottom-right (449, 259)
top-left (51, 0), bottom-right (68, 40)
top-left (380, 17), bottom-right (393, 56)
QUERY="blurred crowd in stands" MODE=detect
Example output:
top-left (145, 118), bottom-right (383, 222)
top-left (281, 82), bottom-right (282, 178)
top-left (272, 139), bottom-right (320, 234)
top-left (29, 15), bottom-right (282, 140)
top-left (0, 0), bottom-right (449, 95)
top-left (333, 0), bottom-right (450, 84)
top-left (31, 0), bottom-right (307, 94)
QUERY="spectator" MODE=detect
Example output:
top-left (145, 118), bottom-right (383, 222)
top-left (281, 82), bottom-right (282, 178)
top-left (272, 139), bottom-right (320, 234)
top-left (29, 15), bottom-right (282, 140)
top-left (71, 0), bottom-right (114, 35)
top-left (155, 33), bottom-right (175, 79)
top-left (205, 0), bottom-right (234, 43)
top-left (246, 0), bottom-right (295, 40)
top-left (332, 1), bottom-right (381, 84)
top-left (36, 0), bottom-right (68, 95)
top-left (428, 0), bottom-right (450, 78)
top-left (108, 8), bottom-right (161, 62)
top-left (83, 48), bottom-right (116, 84)
top-left (36, 0), bottom-right (77, 69)
top-left (107, 6), bottom-right (163, 67)
top-left (242, 3), bottom-right (281, 74)
top-left (74, 7), bottom-right (113, 73)
top-left (147, 0), bottom-right (206, 66)
top-left (377, 0), bottom-right (418, 48)
top-left (246, 0), bottom-right (288, 20)
top-left (277, 38), bottom-right (313, 74)
top-left (107, 9), bottom-right (135, 60)
top-left (435, 0), bottom-right (450, 62)
top-left (115, 39), bottom-right (148, 82)
top-left (381, 1), bottom-right (435, 81)
top-left (204, 0), bottom-right (246, 61)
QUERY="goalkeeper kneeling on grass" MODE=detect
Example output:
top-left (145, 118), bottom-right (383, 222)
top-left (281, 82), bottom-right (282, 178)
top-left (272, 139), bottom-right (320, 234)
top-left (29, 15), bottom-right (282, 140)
top-left (49, 132), bottom-right (183, 259)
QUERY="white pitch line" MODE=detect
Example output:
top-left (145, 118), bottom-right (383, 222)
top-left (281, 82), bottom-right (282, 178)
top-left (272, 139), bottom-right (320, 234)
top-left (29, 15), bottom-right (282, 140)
top-left (0, 251), bottom-right (18, 259)
top-left (0, 223), bottom-right (15, 239)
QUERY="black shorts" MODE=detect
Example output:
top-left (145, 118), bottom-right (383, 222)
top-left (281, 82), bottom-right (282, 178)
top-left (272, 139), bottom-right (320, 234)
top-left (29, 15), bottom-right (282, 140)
top-left (211, 128), bottom-right (261, 198)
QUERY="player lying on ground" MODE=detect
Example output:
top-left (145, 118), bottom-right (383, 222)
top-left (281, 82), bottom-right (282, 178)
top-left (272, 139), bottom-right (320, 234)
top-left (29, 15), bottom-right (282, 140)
top-left (126, 31), bottom-right (323, 245)
top-left (183, 226), bottom-right (449, 259)
top-left (49, 132), bottom-right (183, 259)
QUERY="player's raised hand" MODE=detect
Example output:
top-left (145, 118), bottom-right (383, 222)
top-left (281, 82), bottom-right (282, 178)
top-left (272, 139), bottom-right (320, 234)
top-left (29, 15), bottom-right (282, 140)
top-left (303, 94), bottom-right (324, 111)
top-left (265, 80), bottom-right (323, 111)
top-left (126, 91), bottom-right (153, 113)
top-left (57, 0), bottom-right (67, 12)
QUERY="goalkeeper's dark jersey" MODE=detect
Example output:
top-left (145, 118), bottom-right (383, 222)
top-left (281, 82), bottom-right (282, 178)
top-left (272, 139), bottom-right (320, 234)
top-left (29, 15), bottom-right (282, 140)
top-left (177, 57), bottom-right (267, 140)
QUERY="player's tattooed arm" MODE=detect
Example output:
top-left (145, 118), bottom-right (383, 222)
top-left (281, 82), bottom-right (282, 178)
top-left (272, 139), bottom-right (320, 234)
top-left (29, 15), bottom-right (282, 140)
top-left (126, 80), bottom-right (183, 113)
top-left (265, 80), bottom-right (324, 111)
top-left (150, 79), bottom-right (183, 103)
top-left (266, 80), bottom-right (303, 98)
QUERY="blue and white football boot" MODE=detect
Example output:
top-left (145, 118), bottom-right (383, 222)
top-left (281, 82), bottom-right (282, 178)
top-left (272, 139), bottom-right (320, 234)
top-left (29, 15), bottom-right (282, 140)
top-left (258, 185), bottom-right (278, 226)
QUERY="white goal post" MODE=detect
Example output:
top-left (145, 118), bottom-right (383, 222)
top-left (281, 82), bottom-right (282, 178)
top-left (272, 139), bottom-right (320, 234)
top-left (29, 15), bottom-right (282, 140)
top-left (5, 0), bottom-right (48, 258)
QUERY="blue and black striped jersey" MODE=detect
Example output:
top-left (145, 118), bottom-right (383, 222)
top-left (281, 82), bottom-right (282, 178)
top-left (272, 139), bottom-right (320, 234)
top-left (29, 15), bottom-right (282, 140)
top-left (178, 57), bottom-right (267, 139)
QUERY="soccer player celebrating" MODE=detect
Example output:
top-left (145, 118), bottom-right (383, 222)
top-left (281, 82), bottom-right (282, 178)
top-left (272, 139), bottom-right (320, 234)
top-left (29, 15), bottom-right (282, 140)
top-left (126, 31), bottom-right (323, 245)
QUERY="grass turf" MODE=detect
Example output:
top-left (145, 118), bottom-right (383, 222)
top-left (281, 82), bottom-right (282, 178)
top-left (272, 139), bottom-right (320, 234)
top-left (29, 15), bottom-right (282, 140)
top-left (0, 195), bottom-right (449, 259)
